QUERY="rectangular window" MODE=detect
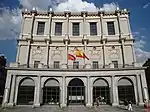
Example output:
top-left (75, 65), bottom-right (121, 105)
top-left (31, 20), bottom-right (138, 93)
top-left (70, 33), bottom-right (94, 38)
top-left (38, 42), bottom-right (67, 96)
top-left (34, 61), bottom-right (40, 68)
top-left (112, 61), bottom-right (118, 68)
top-left (54, 61), bottom-right (60, 69)
top-left (37, 22), bottom-right (45, 35)
top-left (73, 61), bottom-right (79, 69)
top-left (92, 61), bottom-right (99, 69)
top-left (55, 22), bottom-right (62, 35)
top-left (72, 23), bottom-right (79, 36)
top-left (107, 22), bottom-right (115, 35)
top-left (90, 22), bottom-right (97, 36)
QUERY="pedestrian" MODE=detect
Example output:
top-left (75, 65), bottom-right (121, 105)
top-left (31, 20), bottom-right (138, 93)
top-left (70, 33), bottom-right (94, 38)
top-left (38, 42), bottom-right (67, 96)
top-left (128, 100), bottom-right (133, 111)
top-left (96, 97), bottom-right (100, 106)
top-left (144, 99), bottom-right (148, 109)
top-left (124, 99), bottom-right (128, 110)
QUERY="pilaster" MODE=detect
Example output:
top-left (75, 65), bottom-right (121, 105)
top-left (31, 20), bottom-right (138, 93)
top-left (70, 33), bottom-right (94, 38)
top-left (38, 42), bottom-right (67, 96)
top-left (8, 75), bottom-right (16, 107)
top-left (2, 74), bottom-right (12, 107)
top-left (60, 76), bottom-right (66, 107)
top-left (140, 72), bottom-right (149, 101)
top-left (111, 76), bottom-right (118, 106)
top-left (16, 44), bottom-right (21, 63)
top-left (102, 39), bottom-right (106, 68)
top-left (86, 76), bottom-right (92, 107)
top-left (26, 39), bottom-right (31, 67)
top-left (136, 74), bottom-right (144, 105)
top-left (34, 76), bottom-right (41, 107)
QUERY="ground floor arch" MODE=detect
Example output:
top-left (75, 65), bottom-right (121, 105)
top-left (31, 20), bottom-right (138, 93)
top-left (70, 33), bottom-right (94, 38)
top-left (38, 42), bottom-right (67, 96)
top-left (17, 78), bottom-right (35, 105)
top-left (67, 78), bottom-right (85, 105)
top-left (118, 78), bottom-right (135, 104)
top-left (93, 78), bottom-right (110, 105)
top-left (43, 78), bottom-right (60, 105)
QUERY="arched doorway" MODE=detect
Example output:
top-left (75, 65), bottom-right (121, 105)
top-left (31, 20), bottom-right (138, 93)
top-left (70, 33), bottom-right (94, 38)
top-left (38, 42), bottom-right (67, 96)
top-left (67, 78), bottom-right (85, 105)
top-left (93, 78), bottom-right (110, 105)
top-left (43, 78), bottom-right (60, 105)
top-left (17, 78), bottom-right (35, 105)
top-left (118, 78), bottom-right (135, 104)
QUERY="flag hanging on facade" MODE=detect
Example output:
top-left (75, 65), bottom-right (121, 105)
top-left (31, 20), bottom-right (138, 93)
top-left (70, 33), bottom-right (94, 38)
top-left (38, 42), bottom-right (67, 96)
top-left (68, 54), bottom-right (76, 61)
top-left (75, 49), bottom-right (89, 60)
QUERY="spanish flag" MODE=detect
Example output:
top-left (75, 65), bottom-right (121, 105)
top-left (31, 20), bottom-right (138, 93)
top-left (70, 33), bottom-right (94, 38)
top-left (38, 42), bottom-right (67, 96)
top-left (76, 49), bottom-right (89, 60)
top-left (68, 54), bottom-right (76, 61)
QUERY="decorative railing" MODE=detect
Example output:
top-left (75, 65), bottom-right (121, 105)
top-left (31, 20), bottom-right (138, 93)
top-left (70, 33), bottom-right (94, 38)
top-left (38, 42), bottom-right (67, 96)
top-left (8, 62), bottom-right (140, 70)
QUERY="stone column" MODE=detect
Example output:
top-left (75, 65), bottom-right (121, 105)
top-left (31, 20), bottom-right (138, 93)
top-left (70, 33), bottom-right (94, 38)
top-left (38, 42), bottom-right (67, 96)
top-left (117, 12), bottom-right (125, 67)
top-left (45, 12), bottom-right (52, 67)
top-left (8, 75), bottom-right (16, 107)
top-left (120, 39), bottom-right (125, 67)
top-left (136, 74), bottom-right (143, 105)
top-left (131, 45), bottom-right (136, 65)
top-left (49, 45), bottom-right (52, 67)
top-left (14, 79), bottom-right (20, 105)
top-left (63, 12), bottom-right (70, 68)
top-left (133, 83), bottom-right (138, 104)
top-left (83, 37), bottom-right (90, 68)
top-left (86, 76), bottom-right (91, 107)
top-left (2, 74), bottom-right (12, 107)
top-left (102, 39), bottom-right (106, 68)
top-left (62, 38), bottom-right (68, 69)
top-left (34, 76), bottom-right (41, 107)
top-left (26, 39), bottom-right (31, 67)
top-left (16, 45), bottom-right (21, 63)
top-left (26, 12), bottom-right (35, 67)
top-left (99, 12), bottom-right (103, 37)
top-left (111, 76), bottom-right (118, 106)
top-left (140, 72), bottom-right (149, 101)
top-left (60, 76), bottom-right (66, 107)
top-left (126, 15), bottom-right (132, 38)
top-left (46, 40), bottom-right (50, 67)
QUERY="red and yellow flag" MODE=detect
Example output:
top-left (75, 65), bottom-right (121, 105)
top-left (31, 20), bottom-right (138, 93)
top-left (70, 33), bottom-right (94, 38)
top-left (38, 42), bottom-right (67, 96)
top-left (75, 49), bottom-right (89, 60)
top-left (68, 54), bottom-right (76, 61)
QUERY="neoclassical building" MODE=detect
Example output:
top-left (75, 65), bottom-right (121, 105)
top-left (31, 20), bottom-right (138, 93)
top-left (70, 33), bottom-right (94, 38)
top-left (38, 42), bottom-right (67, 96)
top-left (2, 8), bottom-right (149, 107)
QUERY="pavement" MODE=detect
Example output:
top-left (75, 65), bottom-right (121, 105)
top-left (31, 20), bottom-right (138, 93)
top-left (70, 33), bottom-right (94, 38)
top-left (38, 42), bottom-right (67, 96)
top-left (0, 105), bottom-right (149, 112)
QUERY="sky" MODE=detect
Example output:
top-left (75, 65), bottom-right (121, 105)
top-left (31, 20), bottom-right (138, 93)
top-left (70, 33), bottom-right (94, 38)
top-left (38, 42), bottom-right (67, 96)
top-left (0, 0), bottom-right (150, 64)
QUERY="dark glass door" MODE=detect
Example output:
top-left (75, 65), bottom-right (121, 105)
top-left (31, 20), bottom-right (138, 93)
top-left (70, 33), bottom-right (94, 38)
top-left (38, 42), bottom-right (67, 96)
top-left (118, 86), bottom-right (135, 104)
top-left (93, 86), bottom-right (110, 105)
top-left (68, 86), bottom-right (85, 104)
top-left (17, 86), bottom-right (34, 105)
top-left (43, 86), bottom-right (60, 105)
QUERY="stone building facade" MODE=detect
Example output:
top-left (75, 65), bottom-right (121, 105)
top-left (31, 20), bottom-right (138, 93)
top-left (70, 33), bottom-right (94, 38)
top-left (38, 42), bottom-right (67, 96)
top-left (2, 8), bottom-right (149, 107)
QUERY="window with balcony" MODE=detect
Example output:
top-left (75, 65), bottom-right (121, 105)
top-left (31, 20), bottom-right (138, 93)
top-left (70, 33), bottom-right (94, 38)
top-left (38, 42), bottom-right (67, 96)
top-left (73, 61), bottom-right (79, 69)
top-left (37, 22), bottom-right (45, 35)
top-left (72, 23), bottom-right (79, 36)
top-left (107, 22), bottom-right (115, 35)
top-left (55, 22), bottom-right (62, 35)
top-left (34, 61), bottom-right (40, 68)
top-left (112, 61), bottom-right (118, 68)
top-left (54, 61), bottom-right (60, 69)
top-left (90, 22), bottom-right (97, 36)
top-left (92, 61), bottom-right (99, 69)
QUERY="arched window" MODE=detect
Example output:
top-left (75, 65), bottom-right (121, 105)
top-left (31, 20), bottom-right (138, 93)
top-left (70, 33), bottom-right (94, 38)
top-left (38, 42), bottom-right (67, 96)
top-left (93, 78), bottom-right (110, 105)
top-left (17, 78), bottom-right (35, 105)
top-left (68, 78), bottom-right (85, 105)
top-left (43, 78), bottom-right (60, 105)
top-left (118, 78), bottom-right (135, 104)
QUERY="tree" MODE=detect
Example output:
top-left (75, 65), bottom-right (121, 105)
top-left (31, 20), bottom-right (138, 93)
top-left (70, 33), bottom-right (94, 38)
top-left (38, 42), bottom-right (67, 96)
top-left (143, 58), bottom-right (150, 97)
top-left (0, 54), bottom-right (7, 104)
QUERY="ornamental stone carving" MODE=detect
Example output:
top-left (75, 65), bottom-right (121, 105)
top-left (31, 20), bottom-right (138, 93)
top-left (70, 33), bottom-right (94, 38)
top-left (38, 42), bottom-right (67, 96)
top-left (32, 47), bottom-right (44, 59)
top-left (52, 47), bottom-right (62, 60)
top-left (108, 46), bottom-right (120, 60)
